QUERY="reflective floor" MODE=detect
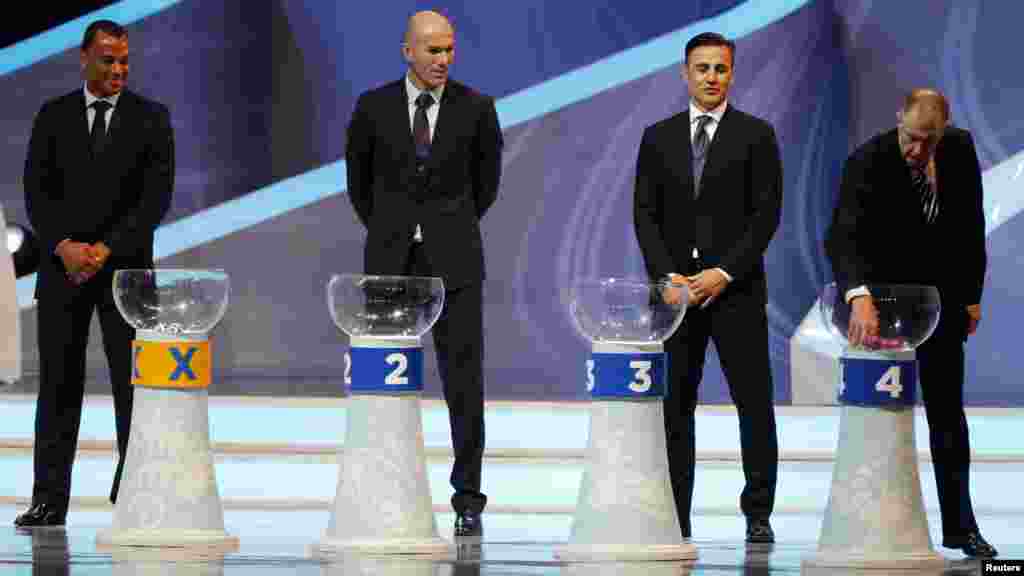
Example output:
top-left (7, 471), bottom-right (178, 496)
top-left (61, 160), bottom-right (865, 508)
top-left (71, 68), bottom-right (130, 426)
top-left (2, 400), bottom-right (1021, 574)
top-left (1, 507), bottom-right (1019, 575)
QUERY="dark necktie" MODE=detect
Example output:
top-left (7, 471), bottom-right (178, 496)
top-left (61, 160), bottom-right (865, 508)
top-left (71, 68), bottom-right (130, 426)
top-left (90, 100), bottom-right (112, 158)
top-left (692, 114), bottom-right (713, 198)
top-left (413, 92), bottom-right (434, 161)
top-left (911, 166), bottom-right (939, 223)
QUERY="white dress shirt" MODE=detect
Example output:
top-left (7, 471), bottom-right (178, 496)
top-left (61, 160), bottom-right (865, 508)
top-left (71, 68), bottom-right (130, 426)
top-left (57, 86), bottom-right (121, 255)
top-left (689, 98), bottom-right (727, 144)
top-left (405, 74), bottom-right (444, 141)
top-left (670, 99), bottom-right (732, 305)
top-left (84, 83), bottom-right (120, 133)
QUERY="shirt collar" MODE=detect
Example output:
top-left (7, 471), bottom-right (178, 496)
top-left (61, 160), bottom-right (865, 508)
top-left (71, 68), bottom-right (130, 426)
top-left (405, 73), bottom-right (445, 106)
top-left (84, 84), bottom-right (121, 110)
top-left (689, 99), bottom-right (727, 124)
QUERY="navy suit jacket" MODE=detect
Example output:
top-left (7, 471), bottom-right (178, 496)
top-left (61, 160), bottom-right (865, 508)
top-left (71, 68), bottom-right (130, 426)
top-left (345, 78), bottom-right (503, 289)
top-left (24, 88), bottom-right (174, 299)
top-left (826, 127), bottom-right (986, 313)
top-left (634, 104), bottom-right (783, 300)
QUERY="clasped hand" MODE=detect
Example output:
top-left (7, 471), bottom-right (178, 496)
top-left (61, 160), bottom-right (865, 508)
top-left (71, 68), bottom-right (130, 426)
top-left (57, 241), bottom-right (111, 285)
top-left (661, 269), bottom-right (729, 307)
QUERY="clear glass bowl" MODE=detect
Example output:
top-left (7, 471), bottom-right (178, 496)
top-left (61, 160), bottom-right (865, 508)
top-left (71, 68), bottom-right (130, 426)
top-left (820, 282), bottom-right (941, 352)
top-left (569, 277), bottom-right (688, 344)
top-left (112, 269), bottom-right (230, 336)
top-left (327, 274), bottom-right (445, 339)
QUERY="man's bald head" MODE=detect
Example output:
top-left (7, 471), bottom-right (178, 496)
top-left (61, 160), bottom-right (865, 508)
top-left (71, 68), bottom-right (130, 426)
top-left (404, 11), bottom-right (454, 46)
top-left (402, 10), bottom-right (455, 91)
top-left (901, 88), bottom-right (950, 132)
top-left (897, 88), bottom-right (951, 167)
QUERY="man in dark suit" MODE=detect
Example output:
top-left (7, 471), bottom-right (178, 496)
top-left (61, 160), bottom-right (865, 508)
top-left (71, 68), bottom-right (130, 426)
top-left (16, 20), bottom-right (174, 527)
top-left (825, 89), bottom-right (996, 558)
top-left (345, 10), bottom-right (502, 537)
top-left (633, 32), bottom-right (782, 544)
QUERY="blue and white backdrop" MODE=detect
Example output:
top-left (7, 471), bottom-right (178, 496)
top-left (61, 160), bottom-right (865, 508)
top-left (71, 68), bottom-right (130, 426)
top-left (0, 1), bottom-right (1019, 405)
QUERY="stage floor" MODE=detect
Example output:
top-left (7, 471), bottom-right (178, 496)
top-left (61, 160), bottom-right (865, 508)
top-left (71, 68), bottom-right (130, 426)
top-left (1, 507), bottom-right (1020, 575)
top-left (2, 399), bottom-right (1021, 573)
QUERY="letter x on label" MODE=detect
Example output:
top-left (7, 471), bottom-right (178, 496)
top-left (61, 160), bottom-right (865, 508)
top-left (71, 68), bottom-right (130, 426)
top-left (169, 347), bottom-right (198, 381)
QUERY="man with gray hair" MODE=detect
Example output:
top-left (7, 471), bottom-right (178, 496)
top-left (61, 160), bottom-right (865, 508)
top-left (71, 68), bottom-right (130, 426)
top-left (826, 89), bottom-right (996, 558)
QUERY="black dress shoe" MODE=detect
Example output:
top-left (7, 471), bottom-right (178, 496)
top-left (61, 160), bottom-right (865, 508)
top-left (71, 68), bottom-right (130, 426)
top-left (454, 512), bottom-right (482, 537)
top-left (957, 531), bottom-right (998, 558)
top-left (745, 517), bottom-right (774, 543)
top-left (14, 503), bottom-right (66, 527)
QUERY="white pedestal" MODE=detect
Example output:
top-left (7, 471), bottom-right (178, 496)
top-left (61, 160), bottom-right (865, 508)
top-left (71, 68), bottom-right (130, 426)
top-left (556, 342), bottom-right (696, 561)
top-left (318, 551), bottom-right (444, 575)
top-left (97, 333), bottom-right (236, 548)
top-left (318, 337), bottom-right (450, 555)
top-left (560, 560), bottom-right (695, 575)
top-left (318, 395), bottom-right (448, 554)
top-left (803, 405), bottom-right (944, 569)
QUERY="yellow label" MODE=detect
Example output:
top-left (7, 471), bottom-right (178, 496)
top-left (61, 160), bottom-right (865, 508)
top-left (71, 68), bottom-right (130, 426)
top-left (131, 340), bottom-right (212, 389)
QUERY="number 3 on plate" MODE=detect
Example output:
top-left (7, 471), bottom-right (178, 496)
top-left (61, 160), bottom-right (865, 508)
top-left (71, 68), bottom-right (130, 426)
top-left (629, 360), bottom-right (653, 393)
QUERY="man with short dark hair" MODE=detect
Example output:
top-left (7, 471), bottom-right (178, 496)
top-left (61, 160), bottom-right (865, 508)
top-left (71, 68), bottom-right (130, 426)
top-left (826, 89), bottom-right (996, 558)
top-left (16, 19), bottom-right (174, 527)
top-left (634, 32), bottom-right (782, 543)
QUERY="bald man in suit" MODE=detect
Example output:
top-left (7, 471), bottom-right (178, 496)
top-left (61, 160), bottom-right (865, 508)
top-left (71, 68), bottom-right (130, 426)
top-left (826, 89), bottom-right (996, 558)
top-left (345, 11), bottom-right (502, 537)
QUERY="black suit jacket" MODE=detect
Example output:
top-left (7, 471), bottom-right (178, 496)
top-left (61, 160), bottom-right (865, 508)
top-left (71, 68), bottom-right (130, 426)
top-left (825, 128), bottom-right (986, 311)
top-left (24, 88), bottom-right (174, 299)
top-left (345, 78), bottom-right (503, 289)
top-left (634, 104), bottom-right (782, 298)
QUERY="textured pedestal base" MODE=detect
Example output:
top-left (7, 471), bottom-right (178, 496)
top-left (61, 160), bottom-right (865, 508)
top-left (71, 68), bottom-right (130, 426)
top-left (556, 401), bottom-right (697, 561)
top-left (803, 549), bottom-right (945, 570)
top-left (555, 542), bottom-right (697, 562)
top-left (804, 405), bottom-right (942, 569)
top-left (316, 536), bottom-right (452, 556)
top-left (319, 395), bottom-right (450, 555)
top-left (96, 528), bottom-right (239, 548)
top-left (103, 383), bottom-right (233, 548)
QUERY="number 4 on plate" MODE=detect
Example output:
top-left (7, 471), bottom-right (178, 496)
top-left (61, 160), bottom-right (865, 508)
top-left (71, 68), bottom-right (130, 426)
top-left (875, 366), bottom-right (903, 399)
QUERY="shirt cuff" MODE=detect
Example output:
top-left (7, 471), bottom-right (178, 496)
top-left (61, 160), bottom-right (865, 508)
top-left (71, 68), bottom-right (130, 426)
top-left (845, 285), bottom-right (870, 304)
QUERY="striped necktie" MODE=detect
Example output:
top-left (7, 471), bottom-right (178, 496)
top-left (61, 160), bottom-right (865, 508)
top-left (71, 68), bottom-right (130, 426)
top-left (692, 114), bottom-right (713, 198)
top-left (911, 166), bottom-right (938, 223)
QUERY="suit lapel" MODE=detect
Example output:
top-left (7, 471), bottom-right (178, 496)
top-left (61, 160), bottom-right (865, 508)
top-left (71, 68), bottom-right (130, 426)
top-left (71, 91), bottom-right (92, 159)
top-left (397, 81), bottom-right (418, 161)
top-left (426, 83), bottom-right (456, 172)
top-left (102, 91), bottom-right (129, 162)
top-left (663, 111), bottom-right (694, 198)
top-left (701, 104), bottom-right (733, 187)
top-left (681, 108), bottom-right (693, 165)
top-left (881, 130), bottom-right (927, 223)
